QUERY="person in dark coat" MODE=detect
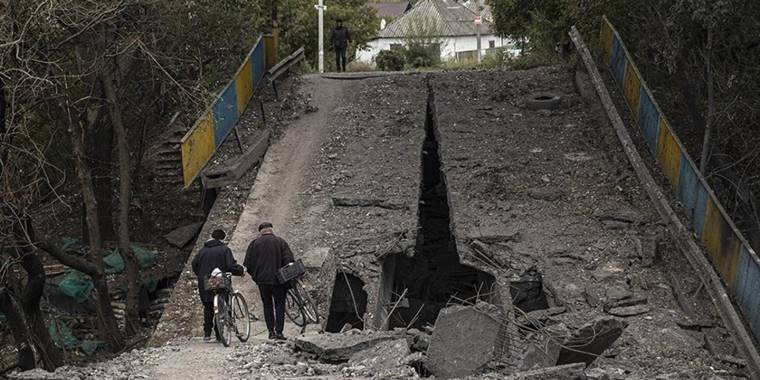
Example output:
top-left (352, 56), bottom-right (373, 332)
top-left (329, 19), bottom-right (351, 72)
top-left (191, 229), bottom-right (244, 342)
top-left (243, 222), bottom-right (294, 340)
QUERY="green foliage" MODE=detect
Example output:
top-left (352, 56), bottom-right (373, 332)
top-left (273, 0), bottom-right (378, 71)
top-left (376, 50), bottom-right (405, 71)
top-left (487, 0), bottom-right (576, 57)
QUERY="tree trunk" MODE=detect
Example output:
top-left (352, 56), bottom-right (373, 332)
top-left (102, 72), bottom-right (140, 335)
top-left (15, 218), bottom-right (65, 370)
top-left (77, 84), bottom-right (112, 243)
top-left (83, 110), bottom-right (115, 243)
top-left (68, 112), bottom-right (125, 351)
top-left (0, 289), bottom-right (35, 370)
top-left (699, 28), bottom-right (714, 174)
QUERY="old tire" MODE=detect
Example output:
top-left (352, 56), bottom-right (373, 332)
top-left (526, 93), bottom-right (561, 110)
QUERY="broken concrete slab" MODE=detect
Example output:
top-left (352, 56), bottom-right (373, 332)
top-left (294, 331), bottom-right (397, 362)
top-left (606, 305), bottom-right (650, 317)
top-left (505, 363), bottom-right (586, 379)
top-left (557, 318), bottom-right (627, 366)
top-left (427, 302), bottom-right (505, 378)
top-left (348, 338), bottom-right (410, 371)
top-left (527, 187), bottom-right (564, 201)
top-left (163, 222), bottom-right (204, 248)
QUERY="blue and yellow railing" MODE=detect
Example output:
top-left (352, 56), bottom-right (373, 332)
top-left (181, 35), bottom-right (276, 188)
top-left (600, 16), bottom-right (760, 341)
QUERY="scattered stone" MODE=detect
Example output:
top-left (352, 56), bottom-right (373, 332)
top-left (675, 319), bottom-right (717, 331)
top-left (331, 197), bottom-right (407, 210)
top-left (636, 235), bottom-right (659, 267)
top-left (717, 354), bottom-right (747, 368)
top-left (528, 187), bottom-right (563, 201)
top-left (427, 302), bottom-right (505, 378)
top-left (506, 363), bottom-right (586, 379)
top-left (564, 152), bottom-right (593, 162)
top-left (604, 286), bottom-right (632, 303)
top-left (601, 220), bottom-right (630, 230)
top-left (591, 262), bottom-right (625, 282)
top-left (606, 296), bottom-right (648, 310)
top-left (606, 305), bottom-right (651, 317)
top-left (163, 222), bottom-right (204, 248)
top-left (585, 366), bottom-right (629, 380)
top-left (294, 331), bottom-right (397, 362)
top-left (557, 318), bottom-right (627, 366)
top-left (658, 328), bottom-right (703, 350)
top-left (593, 209), bottom-right (642, 224)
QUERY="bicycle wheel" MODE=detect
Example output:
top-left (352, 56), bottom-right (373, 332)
top-left (285, 289), bottom-right (306, 327)
top-left (214, 295), bottom-right (231, 347)
top-left (293, 280), bottom-right (320, 324)
top-left (232, 293), bottom-right (250, 342)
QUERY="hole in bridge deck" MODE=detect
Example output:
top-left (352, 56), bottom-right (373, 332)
top-left (326, 272), bottom-right (368, 333)
top-left (385, 88), bottom-right (496, 329)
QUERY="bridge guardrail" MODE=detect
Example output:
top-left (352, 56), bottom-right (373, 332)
top-left (268, 46), bottom-right (305, 100)
top-left (181, 35), bottom-right (271, 188)
top-left (599, 16), bottom-right (760, 343)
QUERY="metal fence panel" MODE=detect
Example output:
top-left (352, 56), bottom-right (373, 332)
top-left (212, 84), bottom-right (239, 147)
top-left (181, 112), bottom-right (215, 187)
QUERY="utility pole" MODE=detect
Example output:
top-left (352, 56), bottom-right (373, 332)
top-left (475, 6), bottom-right (482, 64)
top-left (316, 0), bottom-right (326, 73)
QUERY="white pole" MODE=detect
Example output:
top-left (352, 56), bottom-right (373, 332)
top-left (318, 0), bottom-right (325, 73)
top-left (476, 7), bottom-right (482, 63)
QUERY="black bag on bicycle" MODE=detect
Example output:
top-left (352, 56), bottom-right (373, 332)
top-left (277, 259), bottom-right (305, 284)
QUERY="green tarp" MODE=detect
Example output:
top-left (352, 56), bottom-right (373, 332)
top-left (58, 244), bottom-right (157, 302)
top-left (58, 271), bottom-right (94, 303)
top-left (104, 245), bottom-right (157, 274)
top-left (49, 320), bottom-right (104, 355)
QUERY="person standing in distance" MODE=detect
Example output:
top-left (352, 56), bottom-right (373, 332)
top-left (330, 18), bottom-right (351, 72)
top-left (243, 222), bottom-right (294, 340)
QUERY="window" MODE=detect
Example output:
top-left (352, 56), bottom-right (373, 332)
top-left (489, 40), bottom-right (496, 49)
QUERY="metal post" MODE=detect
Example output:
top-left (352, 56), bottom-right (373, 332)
top-left (476, 6), bottom-right (482, 64)
top-left (317, 0), bottom-right (325, 73)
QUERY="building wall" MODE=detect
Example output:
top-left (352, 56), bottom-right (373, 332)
top-left (356, 35), bottom-right (519, 64)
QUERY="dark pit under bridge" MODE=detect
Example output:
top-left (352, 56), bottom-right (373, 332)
top-left (383, 85), bottom-right (496, 329)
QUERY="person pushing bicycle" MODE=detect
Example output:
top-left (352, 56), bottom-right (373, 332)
top-left (243, 222), bottom-right (294, 340)
top-left (192, 229), bottom-right (244, 342)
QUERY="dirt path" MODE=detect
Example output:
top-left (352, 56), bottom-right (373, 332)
top-left (149, 76), bottom-right (346, 380)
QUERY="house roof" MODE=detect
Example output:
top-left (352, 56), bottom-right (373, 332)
top-left (378, 0), bottom-right (494, 38)
top-left (367, 2), bottom-right (412, 19)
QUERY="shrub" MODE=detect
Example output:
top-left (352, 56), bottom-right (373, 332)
top-left (375, 49), bottom-right (405, 71)
top-left (404, 43), bottom-right (440, 68)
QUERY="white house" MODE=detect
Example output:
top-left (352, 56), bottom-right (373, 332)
top-left (356, 0), bottom-right (519, 64)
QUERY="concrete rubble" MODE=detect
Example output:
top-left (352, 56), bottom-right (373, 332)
top-left (293, 330), bottom-right (398, 362)
top-left (426, 302), bottom-right (505, 378)
top-left (162, 222), bottom-right (204, 248)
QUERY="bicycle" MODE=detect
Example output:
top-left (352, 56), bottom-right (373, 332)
top-left (285, 276), bottom-right (320, 329)
top-left (209, 272), bottom-right (251, 347)
top-left (278, 260), bottom-right (320, 329)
